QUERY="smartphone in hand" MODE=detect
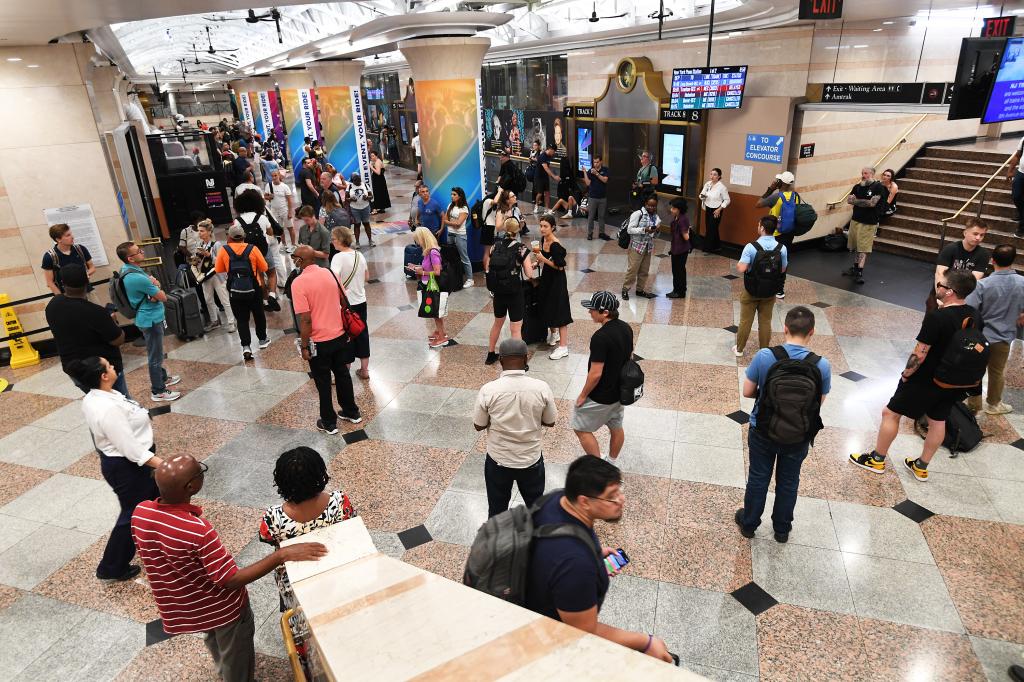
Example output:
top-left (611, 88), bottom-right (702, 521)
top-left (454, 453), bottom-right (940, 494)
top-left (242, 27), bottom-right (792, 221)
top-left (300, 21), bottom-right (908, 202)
top-left (604, 548), bottom-right (630, 575)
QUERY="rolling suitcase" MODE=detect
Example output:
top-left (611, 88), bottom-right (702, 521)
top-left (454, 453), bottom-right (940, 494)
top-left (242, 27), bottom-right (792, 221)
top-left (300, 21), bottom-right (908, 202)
top-left (404, 243), bottom-right (423, 280)
top-left (165, 288), bottom-right (205, 341)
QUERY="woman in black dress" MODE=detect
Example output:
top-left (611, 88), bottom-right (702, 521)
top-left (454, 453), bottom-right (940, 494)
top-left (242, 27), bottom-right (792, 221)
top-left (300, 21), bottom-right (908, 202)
top-left (534, 213), bottom-right (572, 360)
top-left (369, 150), bottom-right (392, 215)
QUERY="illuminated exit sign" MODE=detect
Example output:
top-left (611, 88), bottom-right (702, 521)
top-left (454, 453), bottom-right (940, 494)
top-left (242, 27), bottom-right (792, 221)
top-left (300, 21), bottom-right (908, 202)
top-left (982, 16), bottom-right (1016, 38)
top-left (799, 0), bottom-right (843, 20)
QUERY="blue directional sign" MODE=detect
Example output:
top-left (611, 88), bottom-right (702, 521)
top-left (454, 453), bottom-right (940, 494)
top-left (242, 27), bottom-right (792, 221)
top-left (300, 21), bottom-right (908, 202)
top-left (745, 134), bottom-right (785, 164)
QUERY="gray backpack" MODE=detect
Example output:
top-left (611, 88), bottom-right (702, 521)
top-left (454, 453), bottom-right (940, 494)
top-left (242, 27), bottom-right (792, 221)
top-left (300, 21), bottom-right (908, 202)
top-left (462, 490), bottom-right (601, 606)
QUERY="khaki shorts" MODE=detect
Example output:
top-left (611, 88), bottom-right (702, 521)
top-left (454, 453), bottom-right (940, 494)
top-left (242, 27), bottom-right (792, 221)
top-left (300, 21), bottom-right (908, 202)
top-left (847, 220), bottom-right (878, 253)
top-left (571, 398), bottom-right (625, 432)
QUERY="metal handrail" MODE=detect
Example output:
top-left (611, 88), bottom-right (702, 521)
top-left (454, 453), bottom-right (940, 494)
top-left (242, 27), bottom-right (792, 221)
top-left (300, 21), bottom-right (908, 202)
top-left (938, 152), bottom-right (1015, 250)
top-left (825, 114), bottom-right (930, 209)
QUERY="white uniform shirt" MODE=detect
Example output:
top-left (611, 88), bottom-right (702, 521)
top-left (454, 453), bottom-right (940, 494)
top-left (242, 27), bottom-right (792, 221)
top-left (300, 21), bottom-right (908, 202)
top-left (264, 181), bottom-right (293, 216)
top-left (81, 389), bottom-right (155, 466)
top-left (700, 181), bottom-right (731, 209)
top-left (473, 370), bottom-right (557, 468)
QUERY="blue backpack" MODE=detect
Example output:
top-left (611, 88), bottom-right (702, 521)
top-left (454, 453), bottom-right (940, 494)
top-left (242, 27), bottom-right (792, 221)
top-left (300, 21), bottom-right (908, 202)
top-left (777, 193), bottom-right (798, 234)
top-left (226, 244), bottom-right (257, 296)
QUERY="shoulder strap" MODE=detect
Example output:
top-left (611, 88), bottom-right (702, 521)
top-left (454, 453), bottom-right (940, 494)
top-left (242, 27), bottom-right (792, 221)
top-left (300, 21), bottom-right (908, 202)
top-left (770, 346), bottom-right (788, 362)
top-left (533, 523), bottom-right (602, 563)
top-left (773, 242), bottom-right (783, 253)
top-left (342, 251), bottom-right (360, 288)
top-left (751, 241), bottom-right (764, 253)
top-left (802, 351), bottom-right (821, 366)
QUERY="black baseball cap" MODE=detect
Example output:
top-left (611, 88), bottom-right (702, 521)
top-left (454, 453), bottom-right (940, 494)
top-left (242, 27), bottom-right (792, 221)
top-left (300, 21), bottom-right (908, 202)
top-left (581, 290), bottom-right (619, 313)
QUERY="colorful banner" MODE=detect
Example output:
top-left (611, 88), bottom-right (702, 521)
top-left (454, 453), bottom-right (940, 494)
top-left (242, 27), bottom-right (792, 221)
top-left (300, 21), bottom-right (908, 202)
top-left (298, 88), bottom-right (320, 142)
top-left (417, 78), bottom-right (484, 205)
top-left (481, 108), bottom-right (567, 159)
top-left (238, 90), bottom-right (255, 129)
top-left (261, 90), bottom-right (285, 144)
top-left (316, 85), bottom-right (368, 184)
top-left (351, 89), bottom-right (371, 187)
top-left (280, 88), bottom-right (308, 175)
top-left (248, 92), bottom-right (265, 140)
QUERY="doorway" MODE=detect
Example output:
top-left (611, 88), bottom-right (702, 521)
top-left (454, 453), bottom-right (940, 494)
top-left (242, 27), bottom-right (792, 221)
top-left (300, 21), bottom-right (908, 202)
top-left (605, 122), bottom-right (654, 218)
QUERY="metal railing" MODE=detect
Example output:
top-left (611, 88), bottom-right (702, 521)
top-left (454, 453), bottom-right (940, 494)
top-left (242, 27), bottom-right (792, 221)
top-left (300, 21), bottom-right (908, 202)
top-left (937, 152), bottom-right (1015, 250)
top-left (825, 114), bottom-right (930, 209)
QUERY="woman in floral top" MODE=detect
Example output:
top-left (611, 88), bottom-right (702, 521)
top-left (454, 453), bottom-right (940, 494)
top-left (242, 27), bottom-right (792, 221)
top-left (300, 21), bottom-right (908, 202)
top-left (259, 447), bottom-right (356, 609)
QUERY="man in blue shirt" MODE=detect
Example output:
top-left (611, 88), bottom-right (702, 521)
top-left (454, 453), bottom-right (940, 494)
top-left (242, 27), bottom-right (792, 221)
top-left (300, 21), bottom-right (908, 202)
top-left (526, 456), bottom-right (672, 663)
top-left (736, 306), bottom-right (830, 543)
top-left (965, 244), bottom-right (1024, 415)
top-left (582, 155), bottom-right (610, 241)
top-left (116, 242), bottom-right (181, 402)
top-left (734, 215), bottom-right (788, 357)
top-left (416, 185), bottom-right (445, 241)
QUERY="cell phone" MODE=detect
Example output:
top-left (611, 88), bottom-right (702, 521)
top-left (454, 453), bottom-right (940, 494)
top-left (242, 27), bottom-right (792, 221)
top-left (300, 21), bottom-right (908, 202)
top-left (604, 548), bottom-right (630, 575)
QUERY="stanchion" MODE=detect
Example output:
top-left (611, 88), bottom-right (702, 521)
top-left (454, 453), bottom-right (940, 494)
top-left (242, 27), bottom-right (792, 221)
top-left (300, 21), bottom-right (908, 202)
top-left (0, 293), bottom-right (39, 368)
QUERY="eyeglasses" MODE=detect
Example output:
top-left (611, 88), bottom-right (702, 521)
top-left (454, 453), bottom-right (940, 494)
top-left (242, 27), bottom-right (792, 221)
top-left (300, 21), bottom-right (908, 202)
top-left (936, 283), bottom-right (950, 291)
top-left (586, 484), bottom-right (625, 504)
top-left (188, 461), bottom-right (209, 486)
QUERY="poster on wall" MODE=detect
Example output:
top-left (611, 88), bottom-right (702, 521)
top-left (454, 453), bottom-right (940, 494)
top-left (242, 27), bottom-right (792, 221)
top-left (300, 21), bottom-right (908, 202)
top-left (44, 204), bottom-right (108, 267)
top-left (418, 78), bottom-right (485, 205)
top-left (279, 88), bottom-right (318, 174)
top-left (480, 108), bottom-right (567, 158)
top-left (257, 91), bottom-right (283, 144)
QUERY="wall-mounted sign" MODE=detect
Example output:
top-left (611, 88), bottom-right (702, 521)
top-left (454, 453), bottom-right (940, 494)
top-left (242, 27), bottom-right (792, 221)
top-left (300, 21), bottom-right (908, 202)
top-left (982, 15), bottom-right (1016, 38)
top-left (799, 0), bottom-right (843, 20)
top-left (660, 108), bottom-right (703, 123)
top-left (799, 143), bottom-right (815, 159)
top-left (392, 101), bottom-right (405, 111)
top-left (922, 82), bottom-right (947, 104)
top-left (44, 204), bottom-right (108, 267)
top-left (745, 134), bottom-right (785, 164)
top-left (821, 82), bottom-right (932, 104)
top-left (563, 105), bottom-right (595, 119)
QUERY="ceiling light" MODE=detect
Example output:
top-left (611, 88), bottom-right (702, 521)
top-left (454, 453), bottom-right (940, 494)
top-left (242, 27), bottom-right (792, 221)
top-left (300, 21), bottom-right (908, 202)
top-left (6, 57), bottom-right (21, 62)
top-left (26, 64), bottom-right (39, 68)
top-left (882, 21), bottom-right (894, 24)
top-left (853, 44), bottom-right (868, 48)
top-left (873, 28), bottom-right (883, 32)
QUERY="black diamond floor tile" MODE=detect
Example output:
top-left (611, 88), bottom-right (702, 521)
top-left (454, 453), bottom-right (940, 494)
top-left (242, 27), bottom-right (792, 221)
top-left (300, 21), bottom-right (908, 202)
top-left (397, 304), bottom-right (414, 311)
top-left (840, 370), bottom-right (868, 382)
top-left (398, 524), bottom-right (433, 551)
top-left (146, 619), bottom-right (173, 646)
top-left (731, 582), bottom-right (778, 616)
top-left (1011, 438), bottom-right (1024, 452)
top-left (656, 253), bottom-right (670, 258)
top-left (147, 405), bottom-right (172, 418)
top-left (633, 353), bottom-right (645, 361)
top-left (343, 429), bottom-right (369, 445)
top-left (722, 274), bottom-right (739, 280)
top-left (367, 278), bottom-right (381, 284)
top-left (283, 327), bottom-right (297, 335)
top-left (1, 382), bottom-right (12, 392)
top-left (581, 268), bottom-right (595, 273)
top-left (726, 410), bottom-right (750, 425)
top-left (811, 301), bottom-right (832, 309)
top-left (724, 325), bottom-right (739, 333)
top-left (892, 499), bottom-right (936, 523)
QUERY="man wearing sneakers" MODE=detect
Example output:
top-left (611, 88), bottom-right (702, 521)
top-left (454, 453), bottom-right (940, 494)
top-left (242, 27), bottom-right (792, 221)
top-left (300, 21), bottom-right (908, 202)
top-left (573, 291), bottom-right (632, 462)
top-left (214, 224), bottom-right (271, 362)
top-left (735, 307), bottom-right (831, 543)
top-left (116, 242), bottom-right (181, 402)
top-left (755, 170), bottom-right (798, 299)
top-left (965, 244), bottom-right (1024, 416)
top-left (843, 167), bottom-right (887, 285)
top-left (851, 270), bottom-right (980, 481)
top-left (290, 245), bottom-right (362, 434)
top-left (582, 155), bottom-right (610, 241)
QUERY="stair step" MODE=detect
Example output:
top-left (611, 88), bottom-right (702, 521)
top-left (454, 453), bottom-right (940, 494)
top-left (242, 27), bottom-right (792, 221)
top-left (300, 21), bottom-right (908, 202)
top-left (923, 146), bottom-right (1012, 164)
top-left (897, 179), bottom-right (1013, 203)
top-left (916, 157), bottom-right (1006, 174)
top-left (896, 200), bottom-right (1017, 224)
top-left (894, 190), bottom-right (1016, 217)
top-left (903, 167), bottom-right (1011, 187)
top-left (872, 236), bottom-right (1024, 271)
top-left (885, 212), bottom-right (1023, 238)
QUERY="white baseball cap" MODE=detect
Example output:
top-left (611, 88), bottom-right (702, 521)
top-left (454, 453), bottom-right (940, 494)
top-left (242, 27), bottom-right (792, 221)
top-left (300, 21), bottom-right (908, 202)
top-left (775, 171), bottom-right (795, 184)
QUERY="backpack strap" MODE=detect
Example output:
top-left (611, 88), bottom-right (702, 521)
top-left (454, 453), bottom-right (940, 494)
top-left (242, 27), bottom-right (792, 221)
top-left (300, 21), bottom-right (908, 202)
top-left (533, 524), bottom-right (602, 563)
top-left (769, 346), bottom-right (788, 362)
top-left (751, 241), bottom-right (764, 253)
top-left (802, 352), bottom-right (821, 367)
top-left (772, 242), bottom-right (784, 253)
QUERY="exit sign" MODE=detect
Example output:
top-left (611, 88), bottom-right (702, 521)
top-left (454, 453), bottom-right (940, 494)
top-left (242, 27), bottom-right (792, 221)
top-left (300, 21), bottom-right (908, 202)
top-left (982, 16), bottom-right (1016, 38)
top-left (799, 0), bottom-right (843, 20)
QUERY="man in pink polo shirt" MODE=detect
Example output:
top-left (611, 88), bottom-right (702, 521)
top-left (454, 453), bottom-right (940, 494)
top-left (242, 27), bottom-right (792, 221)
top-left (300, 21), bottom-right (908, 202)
top-left (132, 455), bottom-right (326, 681)
top-left (290, 245), bottom-right (363, 434)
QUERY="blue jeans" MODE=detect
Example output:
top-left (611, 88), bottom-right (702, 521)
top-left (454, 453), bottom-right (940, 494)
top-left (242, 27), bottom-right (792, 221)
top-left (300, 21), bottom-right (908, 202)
top-left (139, 322), bottom-right (168, 394)
top-left (741, 427), bottom-right (810, 535)
top-left (448, 232), bottom-right (473, 281)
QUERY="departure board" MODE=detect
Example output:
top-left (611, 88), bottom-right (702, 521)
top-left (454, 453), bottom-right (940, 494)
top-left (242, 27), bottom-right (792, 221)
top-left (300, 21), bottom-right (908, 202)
top-left (670, 66), bottom-right (748, 111)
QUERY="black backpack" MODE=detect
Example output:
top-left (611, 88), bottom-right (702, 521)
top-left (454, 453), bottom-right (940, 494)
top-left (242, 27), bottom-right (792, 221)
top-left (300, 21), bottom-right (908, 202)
top-left (509, 164), bottom-right (529, 195)
top-left (470, 195), bottom-right (488, 229)
top-left (620, 357), bottom-right (645, 406)
top-left (792, 194), bottom-right (818, 236)
top-left (744, 242), bottom-right (785, 298)
top-left (756, 346), bottom-right (824, 445)
top-left (463, 490), bottom-right (601, 606)
top-left (237, 214), bottom-right (269, 255)
top-left (915, 402), bottom-right (984, 457)
top-left (226, 244), bottom-right (258, 296)
top-left (617, 217), bottom-right (632, 249)
top-left (486, 239), bottom-right (522, 295)
top-left (437, 243), bottom-right (465, 293)
top-left (933, 315), bottom-right (990, 389)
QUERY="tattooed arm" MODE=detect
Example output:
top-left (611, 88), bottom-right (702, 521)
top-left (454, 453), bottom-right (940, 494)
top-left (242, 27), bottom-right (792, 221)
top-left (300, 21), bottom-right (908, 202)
top-left (901, 342), bottom-right (930, 381)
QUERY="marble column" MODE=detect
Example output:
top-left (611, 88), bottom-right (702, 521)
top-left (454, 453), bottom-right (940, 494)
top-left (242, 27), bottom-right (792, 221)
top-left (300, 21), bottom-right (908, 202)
top-left (307, 61), bottom-right (370, 185)
top-left (272, 70), bottom-right (319, 174)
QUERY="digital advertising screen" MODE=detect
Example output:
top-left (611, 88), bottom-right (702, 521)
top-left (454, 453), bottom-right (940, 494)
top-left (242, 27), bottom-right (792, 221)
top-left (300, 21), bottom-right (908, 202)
top-left (948, 37), bottom-right (1005, 120)
top-left (670, 66), bottom-right (747, 111)
top-left (399, 114), bottom-right (409, 144)
top-left (660, 130), bottom-right (686, 193)
top-left (577, 126), bottom-right (593, 172)
top-left (983, 37), bottom-right (1024, 123)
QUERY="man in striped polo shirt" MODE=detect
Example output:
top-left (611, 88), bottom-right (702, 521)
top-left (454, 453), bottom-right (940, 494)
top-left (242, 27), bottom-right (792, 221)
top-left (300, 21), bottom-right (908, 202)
top-left (131, 455), bottom-right (326, 681)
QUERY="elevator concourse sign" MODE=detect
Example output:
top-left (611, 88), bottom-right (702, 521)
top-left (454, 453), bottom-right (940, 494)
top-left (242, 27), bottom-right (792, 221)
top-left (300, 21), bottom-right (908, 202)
top-left (799, 0), bottom-right (843, 20)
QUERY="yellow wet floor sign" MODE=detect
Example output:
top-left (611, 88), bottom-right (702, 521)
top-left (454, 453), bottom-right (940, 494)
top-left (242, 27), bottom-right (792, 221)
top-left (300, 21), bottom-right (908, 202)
top-left (0, 293), bottom-right (39, 369)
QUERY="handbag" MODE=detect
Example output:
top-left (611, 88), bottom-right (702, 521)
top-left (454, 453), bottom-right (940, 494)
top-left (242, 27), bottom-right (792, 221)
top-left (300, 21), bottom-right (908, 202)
top-left (328, 268), bottom-right (367, 341)
top-left (417, 273), bottom-right (448, 319)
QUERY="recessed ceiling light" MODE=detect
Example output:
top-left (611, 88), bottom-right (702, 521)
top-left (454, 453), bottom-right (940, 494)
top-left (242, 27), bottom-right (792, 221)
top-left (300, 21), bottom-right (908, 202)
top-left (26, 64), bottom-right (39, 68)
top-left (873, 28), bottom-right (883, 31)
top-left (882, 21), bottom-right (894, 25)
top-left (6, 57), bottom-right (22, 62)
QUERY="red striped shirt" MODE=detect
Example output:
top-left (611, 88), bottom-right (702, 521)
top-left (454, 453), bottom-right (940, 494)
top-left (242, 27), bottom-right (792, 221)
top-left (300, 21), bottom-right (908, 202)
top-left (131, 500), bottom-right (248, 635)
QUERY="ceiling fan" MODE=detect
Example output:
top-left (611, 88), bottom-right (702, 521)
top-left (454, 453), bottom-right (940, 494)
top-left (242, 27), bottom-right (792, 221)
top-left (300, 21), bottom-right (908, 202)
top-left (192, 43), bottom-right (236, 66)
top-left (580, 1), bottom-right (627, 22)
top-left (204, 26), bottom-right (240, 54)
top-left (205, 8), bottom-right (284, 43)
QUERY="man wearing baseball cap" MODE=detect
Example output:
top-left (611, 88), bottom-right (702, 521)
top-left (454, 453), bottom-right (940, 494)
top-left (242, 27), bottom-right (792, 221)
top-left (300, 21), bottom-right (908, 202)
top-left (756, 171), bottom-right (800, 300)
top-left (572, 291), bottom-right (633, 461)
top-left (214, 223), bottom-right (271, 362)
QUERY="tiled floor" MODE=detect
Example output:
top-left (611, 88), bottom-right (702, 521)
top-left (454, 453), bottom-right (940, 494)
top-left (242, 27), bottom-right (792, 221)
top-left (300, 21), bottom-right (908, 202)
top-left (1, 165), bottom-right (1023, 680)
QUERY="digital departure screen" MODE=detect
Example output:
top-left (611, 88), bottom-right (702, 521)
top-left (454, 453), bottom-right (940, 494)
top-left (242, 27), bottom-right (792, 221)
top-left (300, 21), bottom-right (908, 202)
top-left (982, 37), bottom-right (1024, 123)
top-left (670, 66), bottom-right (747, 111)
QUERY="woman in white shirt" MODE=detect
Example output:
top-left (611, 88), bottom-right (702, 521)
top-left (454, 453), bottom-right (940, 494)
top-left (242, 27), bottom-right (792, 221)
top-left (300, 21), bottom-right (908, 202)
top-left (698, 167), bottom-right (731, 254)
top-left (442, 186), bottom-right (474, 287)
top-left (195, 220), bottom-right (236, 333)
top-left (330, 226), bottom-right (371, 379)
top-left (72, 356), bottom-right (164, 582)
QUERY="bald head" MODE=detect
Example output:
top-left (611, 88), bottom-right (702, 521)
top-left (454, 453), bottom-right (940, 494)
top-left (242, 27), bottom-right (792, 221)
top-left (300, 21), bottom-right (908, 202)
top-left (292, 244), bottom-right (316, 270)
top-left (155, 455), bottom-right (205, 503)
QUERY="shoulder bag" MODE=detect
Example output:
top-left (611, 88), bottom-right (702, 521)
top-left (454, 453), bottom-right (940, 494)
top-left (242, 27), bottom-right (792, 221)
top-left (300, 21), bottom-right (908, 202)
top-left (328, 268), bottom-right (367, 341)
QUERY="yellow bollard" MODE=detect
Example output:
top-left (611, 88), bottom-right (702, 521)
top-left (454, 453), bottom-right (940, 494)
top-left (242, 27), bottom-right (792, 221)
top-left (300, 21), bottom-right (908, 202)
top-left (0, 293), bottom-right (40, 369)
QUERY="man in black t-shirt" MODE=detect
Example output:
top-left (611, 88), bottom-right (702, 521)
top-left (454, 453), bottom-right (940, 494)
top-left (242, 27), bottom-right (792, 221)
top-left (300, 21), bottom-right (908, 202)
top-left (297, 156), bottom-right (321, 213)
top-left (572, 291), bottom-right (633, 461)
top-left (929, 217), bottom-right (990, 311)
top-left (843, 166), bottom-right (888, 284)
top-left (44, 264), bottom-right (129, 397)
top-left (525, 456), bottom-right (672, 662)
top-left (851, 270), bottom-right (979, 482)
top-left (42, 223), bottom-right (95, 295)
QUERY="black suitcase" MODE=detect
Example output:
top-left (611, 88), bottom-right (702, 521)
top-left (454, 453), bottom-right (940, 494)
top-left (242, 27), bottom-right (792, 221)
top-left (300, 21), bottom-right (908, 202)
top-left (165, 288), bottom-right (205, 341)
top-left (521, 284), bottom-right (548, 344)
top-left (439, 243), bottom-right (465, 292)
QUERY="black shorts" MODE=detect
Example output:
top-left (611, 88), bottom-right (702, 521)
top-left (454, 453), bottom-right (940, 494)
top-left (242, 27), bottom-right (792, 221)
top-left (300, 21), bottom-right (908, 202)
top-left (886, 378), bottom-right (965, 421)
top-left (493, 289), bottom-right (525, 322)
top-left (480, 224), bottom-right (496, 246)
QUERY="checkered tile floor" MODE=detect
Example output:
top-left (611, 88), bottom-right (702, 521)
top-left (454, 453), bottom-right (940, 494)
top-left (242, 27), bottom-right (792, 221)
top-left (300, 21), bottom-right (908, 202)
top-left (1, 165), bottom-right (1022, 680)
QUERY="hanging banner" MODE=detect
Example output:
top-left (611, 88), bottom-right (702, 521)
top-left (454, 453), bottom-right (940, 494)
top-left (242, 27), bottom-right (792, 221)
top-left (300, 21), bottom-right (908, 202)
top-left (257, 90), bottom-right (280, 143)
top-left (280, 88), bottom-right (309, 175)
top-left (418, 78), bottom-right (484, 206)
top-left (238, 90), bottom-right (255, 128)
top-left (248, 92), bottom-right (265, 140)
top-left (298, 88), bottom-right (320, 142)
top-left (317, 85), bottom-right (370, 184)
top-left (351, 89), bottom-right (371, 188)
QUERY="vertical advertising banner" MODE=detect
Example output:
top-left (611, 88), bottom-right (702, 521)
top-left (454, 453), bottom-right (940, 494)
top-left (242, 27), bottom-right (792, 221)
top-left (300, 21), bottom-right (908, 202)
top-left (238, 90), bottom-right (255, 128)
top-left (266, 90), bottom-right (285, 144)
top-left (416, 78), bottom-right (485, 207)
top-left (298, 88), bottom-right (320, 142)
top-left (351, 88), bottom-right (372, 188)
top-left (248, 92), bottom-right (265, 140)
top-left (279, 88), bottom-right (306, 175)
top-left (317, 85), bottom-right (365, 182)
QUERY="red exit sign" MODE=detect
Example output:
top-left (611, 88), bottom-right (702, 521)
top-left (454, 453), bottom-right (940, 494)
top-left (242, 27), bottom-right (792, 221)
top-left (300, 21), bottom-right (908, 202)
top-left (982, 16), bottom-right (1016, 38)
top-left (799, 0), bottom-right (843, 20)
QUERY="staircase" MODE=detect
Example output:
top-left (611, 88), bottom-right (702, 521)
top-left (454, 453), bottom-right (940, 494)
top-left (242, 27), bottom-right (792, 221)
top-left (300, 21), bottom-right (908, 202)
top-left (877, 145), bottom-right (1024, 269)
